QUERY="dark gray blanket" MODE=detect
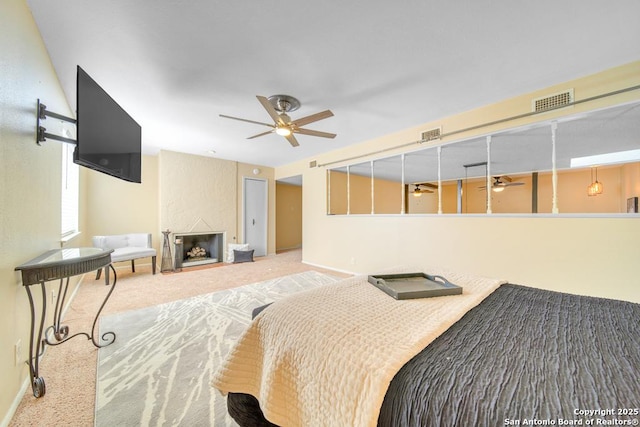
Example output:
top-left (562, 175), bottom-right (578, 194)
top-left (228, 284), bottom-right (640, 426)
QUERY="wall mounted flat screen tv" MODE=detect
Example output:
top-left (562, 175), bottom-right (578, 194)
top-left (75, 66), bottom-right (142, 183)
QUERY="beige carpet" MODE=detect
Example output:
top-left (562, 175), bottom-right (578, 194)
top-left (9, 249), bottom-right (349, 427)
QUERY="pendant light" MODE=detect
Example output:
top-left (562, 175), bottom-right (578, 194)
top-left (587, 167), bottom-right (604, 196)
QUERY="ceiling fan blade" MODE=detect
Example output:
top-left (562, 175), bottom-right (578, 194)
top-left (294, 128), bottom-right (337, 139)
top-left (257, 95), bottom-right (285, 125)
top-left (291, 110), bottom-right (334, 127)
top-left (219, 114), bottom-right (273, 128)
top-left (505, 182), bottom-right (525, 186)
top-left (284, 133), bottom-right (299, 147)
top-left (247, 130), bottom-right (274, 139)
top-left (417, 182), bottom-right (438, 189)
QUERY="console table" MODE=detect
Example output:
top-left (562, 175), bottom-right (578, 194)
top-left (15, 247), bottom-right (117, 398)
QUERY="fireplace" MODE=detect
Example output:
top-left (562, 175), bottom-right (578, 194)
top-left (174, 231), bottom-right (224, 268)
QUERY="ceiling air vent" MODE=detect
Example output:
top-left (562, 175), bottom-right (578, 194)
top-left (420, 127), bottom-right (441, 142)
top-left (532, 89), bottom-right (574, 113)
top-left (309, 160), bottom-right (317, 168)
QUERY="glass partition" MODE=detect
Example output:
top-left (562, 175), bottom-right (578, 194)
top-left (326, 101), bottom-right (640, 215)
top-left (490, 124), bottom-right (553, 213)
top-left (327, 166), bottom-right (348, 215)
top-left (372, 155), bottom-right (403, 214)
top-left (552, 102), bottom-right (640, 213)
top-left (348, 162), bottom-right (372, 214)
top-left (404, 148), bottom-right (439, 214)
top-left (440, 137), bottom-right (487, 214)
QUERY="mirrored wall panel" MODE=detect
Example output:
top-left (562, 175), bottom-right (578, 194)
top-left (404, 149), bottom-right (439, 214)
top-left (327, 166), bottom-right (348, 215)
top-left (327, 101), bottom-right (640, 215)
top-left (372, 156), bottom-right (403, 214)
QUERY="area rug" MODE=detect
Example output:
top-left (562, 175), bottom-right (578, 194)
top-left (95, 271), bottom-right (341, 427)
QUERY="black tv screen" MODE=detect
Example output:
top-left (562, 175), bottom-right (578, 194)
top-left (75, 66), bottom-right (142, 183)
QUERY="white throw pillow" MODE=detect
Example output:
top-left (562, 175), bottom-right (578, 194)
top-left (227, 243), bottom-right (250, 263)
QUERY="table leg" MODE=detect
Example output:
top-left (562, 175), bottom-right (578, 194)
top-left (90, 264), bottom-right (117, 347)
top-left (24, 283), bottom-right (47, 398)
top-left (44, 278), bottom-right (70, 344)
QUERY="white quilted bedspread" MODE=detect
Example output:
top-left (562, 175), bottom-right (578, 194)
top-left (212, 270), bottom-right (505, 427)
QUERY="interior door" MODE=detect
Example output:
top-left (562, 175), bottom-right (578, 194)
top-left (243, 177), bottom-right (268, 257)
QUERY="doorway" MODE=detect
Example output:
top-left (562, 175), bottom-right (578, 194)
top-left (275, 175), bottom-right (302, 252)
top-left (243, 177), bottom-right (268, 257)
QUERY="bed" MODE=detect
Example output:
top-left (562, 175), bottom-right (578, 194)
top-left (213, 272), bottom-right (640, 427)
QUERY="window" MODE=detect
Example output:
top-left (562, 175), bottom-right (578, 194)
top-left (61, 143), bottom-right (79, 237)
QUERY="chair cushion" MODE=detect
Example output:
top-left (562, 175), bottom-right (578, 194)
top-left (102, 235), bottom-right (129, 249)
top-left (111, 247), bottom-right (156, 262)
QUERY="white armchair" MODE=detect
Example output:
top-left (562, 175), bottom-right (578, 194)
top-left (92, 233), bottom-right (157, 284)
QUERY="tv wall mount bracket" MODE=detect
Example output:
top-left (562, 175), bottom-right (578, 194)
top-left (36, 99), bottom-right (77, 146)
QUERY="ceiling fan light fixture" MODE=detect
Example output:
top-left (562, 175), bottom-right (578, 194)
top-left (492, 186), bottom-right (505, 193)
top-left (413, 192), bottom-right (422, 198)
top-left (275, 126), bottom-right (292, 136)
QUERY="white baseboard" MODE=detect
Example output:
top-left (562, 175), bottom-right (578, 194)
top-left (1, 376), bottom-right (29, 427)
top-left (301, 259), bottom-right (357, 276)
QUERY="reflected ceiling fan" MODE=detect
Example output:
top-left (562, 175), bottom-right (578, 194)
top-left (411, 182), bottom-right (438, 197)
top-left (219, 95), bottom-right (336, 147)
top-left (479, 176), bottom-right (525, 192)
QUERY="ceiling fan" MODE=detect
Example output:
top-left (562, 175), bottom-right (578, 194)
top-left (219, 95), bottom-right (336, 147)
top-left (411, 182), bottom-right (438, 197)
top-left (479, 176), bottom-right (525, 192)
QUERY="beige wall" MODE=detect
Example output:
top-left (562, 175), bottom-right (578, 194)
top-left (81, 150), bottom-right (277, 270)
top-left (81, 155), bottom-right (160, 264)
top-left (157, 151), bottom-right (276, 260)
top-left (0, 1), bottom-right (76, 422)
top-left (276, 183), bottom-right (302, 250)
top-left (159, 150), bottom-right (237, 251)
top-left (276, 61), bottom-right (640, 304)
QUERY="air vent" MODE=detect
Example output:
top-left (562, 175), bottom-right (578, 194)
top-left (420, 127), bottom-right (441, 142)
top-left (309, 160), bottom-right (317, 168)
top-left (532, 89), bottom-right (574, 112)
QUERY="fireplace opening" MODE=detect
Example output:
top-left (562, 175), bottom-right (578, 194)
top-left (174, 232), bottom-right (224, 268)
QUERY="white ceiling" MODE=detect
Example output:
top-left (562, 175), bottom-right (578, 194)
top-left (27, 1), bottom-right (640, 168)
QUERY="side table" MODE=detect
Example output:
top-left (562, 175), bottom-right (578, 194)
top-left (15, 247), bottom-right (117, 398)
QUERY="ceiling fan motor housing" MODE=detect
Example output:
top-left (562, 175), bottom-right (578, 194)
top-left (268, 94), bottom-right (301, 113)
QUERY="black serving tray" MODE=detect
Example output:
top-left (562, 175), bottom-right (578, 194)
top-left (367, 272), bottom-right (462, 300)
